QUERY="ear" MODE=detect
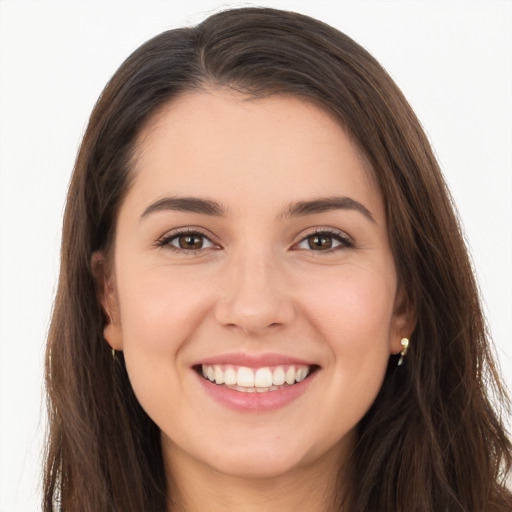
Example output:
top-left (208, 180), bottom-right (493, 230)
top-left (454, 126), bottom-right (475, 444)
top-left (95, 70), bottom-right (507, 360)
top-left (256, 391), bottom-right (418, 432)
top-left (91, 251), bottom-right (123, 351)
top-left (389, 286), bottom-right (417, 355)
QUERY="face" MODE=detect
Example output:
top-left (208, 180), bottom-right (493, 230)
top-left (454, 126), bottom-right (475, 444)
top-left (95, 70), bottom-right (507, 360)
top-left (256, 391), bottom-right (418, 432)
top-left (98, 88), bottom-right (412, 482)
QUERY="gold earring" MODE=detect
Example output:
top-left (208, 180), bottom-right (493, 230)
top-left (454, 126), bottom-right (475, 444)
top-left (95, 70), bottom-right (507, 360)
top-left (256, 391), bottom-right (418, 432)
top-left (112, 347), bottom-right (116, 361)
top-left (397, 338), bottom-right (409, 366)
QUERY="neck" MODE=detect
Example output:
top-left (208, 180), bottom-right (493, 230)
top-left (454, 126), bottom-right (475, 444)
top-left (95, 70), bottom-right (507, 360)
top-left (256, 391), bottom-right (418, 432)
top-left (163, 437), bottom-right (353, 512)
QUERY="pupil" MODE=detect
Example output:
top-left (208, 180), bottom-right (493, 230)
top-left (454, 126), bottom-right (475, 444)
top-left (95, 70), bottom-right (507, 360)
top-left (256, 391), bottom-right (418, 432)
top-left (179, 235), bottom-right (202, 249)
top-left (309, 235), bottom-right (332, 250)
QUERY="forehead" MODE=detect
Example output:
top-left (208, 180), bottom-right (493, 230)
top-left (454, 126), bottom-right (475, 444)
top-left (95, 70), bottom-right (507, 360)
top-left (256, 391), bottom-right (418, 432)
top-left (128, 88), bottom-right (383, 220)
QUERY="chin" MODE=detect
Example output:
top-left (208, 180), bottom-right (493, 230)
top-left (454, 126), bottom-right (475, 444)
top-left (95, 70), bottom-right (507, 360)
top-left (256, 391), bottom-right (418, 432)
top-left (199, 430), bottom-right (327, 480)
top-left (208, 451), bottom-right (305, 480)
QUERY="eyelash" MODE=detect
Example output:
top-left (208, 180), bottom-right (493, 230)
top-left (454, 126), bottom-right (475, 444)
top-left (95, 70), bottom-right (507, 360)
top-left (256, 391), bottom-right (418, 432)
top-left (155, 228), bottom-right (354, 254)
top-left (155, 228), bottom-right (219, 254)
top-left (293, 228), bottom-right (354, 252)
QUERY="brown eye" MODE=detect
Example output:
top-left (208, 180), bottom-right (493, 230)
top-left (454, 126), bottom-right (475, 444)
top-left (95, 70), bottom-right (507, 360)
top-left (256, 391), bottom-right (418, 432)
top-left (307, 234), bottom-right (333, 250)
top-left (160, 231), bottom-right (217, 252)
top-left (177, 234), bottom-right (204, 250)
top-left (295, 230), bottom-right (352, 252)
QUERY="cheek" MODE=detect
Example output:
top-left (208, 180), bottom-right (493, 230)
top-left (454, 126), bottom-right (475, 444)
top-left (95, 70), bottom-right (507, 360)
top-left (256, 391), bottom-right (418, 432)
top-left (114, 267), bottom-right (217, 423)
top-left (299, 265), bottom-right (396, 402)
top-left (117, 268), bottom-right (211, 352)
top-left (114, 268), bottom-right (214, 397)
top-left (302, 264), bottom-right (396, 347)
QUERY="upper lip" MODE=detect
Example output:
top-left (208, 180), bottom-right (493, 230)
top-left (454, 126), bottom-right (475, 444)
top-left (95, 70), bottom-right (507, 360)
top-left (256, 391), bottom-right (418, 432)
top-left (194, 352), bottom-right (317, 368)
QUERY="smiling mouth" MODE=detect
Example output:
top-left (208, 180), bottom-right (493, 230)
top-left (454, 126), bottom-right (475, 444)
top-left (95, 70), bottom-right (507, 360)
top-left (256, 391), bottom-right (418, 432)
top-left (195, 364), bottom-right (319, 393)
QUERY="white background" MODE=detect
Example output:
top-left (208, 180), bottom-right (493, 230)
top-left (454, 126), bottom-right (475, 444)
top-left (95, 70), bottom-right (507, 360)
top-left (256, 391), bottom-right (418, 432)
top-left (0, 1), bottom-right (511, 510)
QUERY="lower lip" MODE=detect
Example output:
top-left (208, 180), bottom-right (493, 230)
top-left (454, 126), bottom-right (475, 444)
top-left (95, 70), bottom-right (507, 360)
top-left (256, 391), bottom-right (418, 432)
top-left (196, 371), bottom-right (317, 413)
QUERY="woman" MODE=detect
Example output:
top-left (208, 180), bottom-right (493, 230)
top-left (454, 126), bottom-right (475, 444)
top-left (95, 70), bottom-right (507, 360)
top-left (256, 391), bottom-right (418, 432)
top-left (43, 7), bottom-right (512, 512)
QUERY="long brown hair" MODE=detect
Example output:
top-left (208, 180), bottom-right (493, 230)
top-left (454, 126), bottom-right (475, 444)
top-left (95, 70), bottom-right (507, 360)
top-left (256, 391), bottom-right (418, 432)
top-left (44, 7), bottom-right (512, 511)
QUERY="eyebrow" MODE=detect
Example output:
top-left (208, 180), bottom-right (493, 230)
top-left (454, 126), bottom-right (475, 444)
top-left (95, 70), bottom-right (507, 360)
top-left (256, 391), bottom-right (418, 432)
top-left (140, 195), bottom-right (375, 223)
top-left (141, 197), bottom-right (227, 219)
top-left (281, 196), bottom-right (375, 223)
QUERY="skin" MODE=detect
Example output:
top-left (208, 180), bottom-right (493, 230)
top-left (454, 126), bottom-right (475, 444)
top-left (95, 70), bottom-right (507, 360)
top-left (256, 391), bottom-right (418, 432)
top-left (96, 88), bottom-right (414, 512)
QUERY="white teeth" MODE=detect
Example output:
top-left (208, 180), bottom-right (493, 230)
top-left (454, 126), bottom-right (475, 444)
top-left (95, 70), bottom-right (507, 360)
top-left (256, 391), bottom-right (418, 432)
top-left (224, 367), bottom-right (237, 385)
top-left (200, 363), bottom-right (313, 391)
top-left (214, 365), bottom-right (224, 385)
top-left (272, 366), bottom-right (285, 386)
top-left (296, 367), bottom-right (306, 382)
top-left (285, 366), bottom-right (296, 385)
top-left (254, 367), bottom-right (273, 387)
top-left (235, 386), bottom-right (256, 393)
top-left (237, 367), bottom-right (255, 387)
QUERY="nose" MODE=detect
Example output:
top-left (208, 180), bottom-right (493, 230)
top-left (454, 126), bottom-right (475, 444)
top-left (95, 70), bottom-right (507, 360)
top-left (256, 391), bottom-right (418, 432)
top-left (214, 250), bottom-right (295, 335)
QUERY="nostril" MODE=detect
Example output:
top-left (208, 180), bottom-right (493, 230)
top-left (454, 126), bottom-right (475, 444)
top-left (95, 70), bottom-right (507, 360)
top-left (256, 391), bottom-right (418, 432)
top-left (214, 286), bottom-right (296, 334)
